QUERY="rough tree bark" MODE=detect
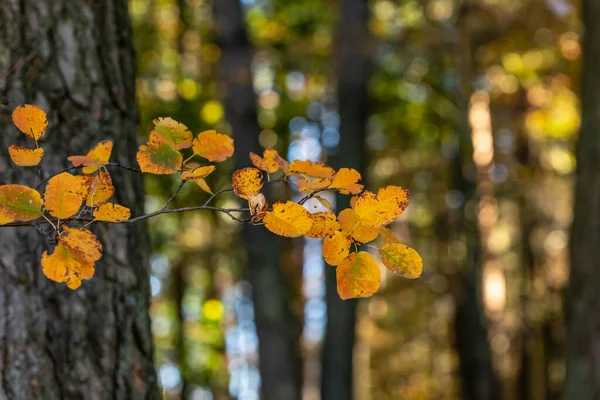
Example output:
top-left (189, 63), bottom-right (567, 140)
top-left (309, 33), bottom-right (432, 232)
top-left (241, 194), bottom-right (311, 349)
top-left (564, 1), bottom-right (600, 398)
top-left (321, 1), bottom-right (371, 399)
top-left (212, 1), bottom-right (302, 399)
top-left (0, 1), bottom-right (158, 399)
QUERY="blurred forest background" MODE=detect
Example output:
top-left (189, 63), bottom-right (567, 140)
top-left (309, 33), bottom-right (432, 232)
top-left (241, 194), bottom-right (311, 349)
top-left (130, 0), bottom-right (580, 399)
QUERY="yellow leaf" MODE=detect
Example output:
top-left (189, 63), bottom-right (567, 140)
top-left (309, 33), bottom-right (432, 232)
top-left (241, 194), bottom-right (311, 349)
top-left (289, 160), bottom-right (335, 179)
top-left (305, 212), bottom-right (340, 239)
top-left (379, 227), bottom-right (400, 245)
top-left (322, 230), bottom-right (351, 266)
top-left (181, 165), bottom-right (216, 181)
top-left (314, 195), bottom-right (333, 211)
top-left (232, 167), bottom-right (264, 199)
top-left (338, 208), bottom-right (379, 243)
top-left (153, 117), bottom-right (193, 150)
top-left (41, 243), bottom-right (95, 289)
top-left (137, 132), bottom-right (183, 174)
top-left (44, 172), bottom-right (84, 219)
top-left (86, 172), bottom-right (114, 207)
top-left (250, 150), bottom-right (279, 173)
top-left (8, 145), bottom-right (44, 167)
top-left (192, 178), bottom-right (213, 194)
top-left (336, 252), bottom-right (381, 299)
top-left (12, 104), bottom-right (48, 140)
top-left (93, 203), bottom-right (131, 222)
top-left (329, 168), bottom-right (363, 195)
top-left (248, 192), bottom-right (268, 223)
top-left (193, 130), bottom-right (234, 162)
top-left (379, 243), bottom-right (423, 279)
top-left (354, 186), bottom-right (410, 228)
top-left (350, 195), bottom-right (358, 209)
top-left (296, 178), bottom-right (331, 193)
top-left (59, 226), bottom-right (102, 263)
top-left (67, 140), bottom-right (113, 174)
top-left (263, 201), bottom-right (312, 237)
top-left (0, 184), bottom-right (44, 224)
top-left (271, 149), bottom-right (290, 174)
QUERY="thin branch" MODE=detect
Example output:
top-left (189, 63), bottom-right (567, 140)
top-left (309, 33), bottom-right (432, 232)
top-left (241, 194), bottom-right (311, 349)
top-left (161, 181), bottom-right (186, 211)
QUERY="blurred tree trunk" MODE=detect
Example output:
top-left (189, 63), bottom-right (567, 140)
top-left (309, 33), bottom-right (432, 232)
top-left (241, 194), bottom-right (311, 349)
top-left (564, 1), bottom-right (600, 398)
top-left (0, 1), bottom-right (158, 399)
top-left (321, 1), bottom-right (371, 399)
top-left (212, 2), bottom-right (302, 400)
top-left (450, 9), bottom-right (499, 399)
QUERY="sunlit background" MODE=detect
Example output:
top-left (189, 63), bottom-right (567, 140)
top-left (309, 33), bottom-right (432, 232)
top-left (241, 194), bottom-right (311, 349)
top-left (129, 0), bottom-right (579, 398)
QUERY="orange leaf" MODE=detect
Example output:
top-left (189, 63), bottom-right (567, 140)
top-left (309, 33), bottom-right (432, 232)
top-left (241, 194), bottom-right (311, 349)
top-left (41, 243), bottom-right (95, 289)
top-left (44, 172), bottom-right (84, 219)
top-left (232, 167), bottom-right (264, 199)
top-left (305, 212), bottom-right (340, 239)
top-left (379, 243), bottom-right (423, 279)
top-left (322, 230), bottom-right (351, 266)
top-left (8, 145), bottom-right (44, 167)
top-left (0, 184), bottom-right (44, 224)
top-left (379, 227), bottom-right (400, 245)
top-left (336, 252), bottom-right (381, 299)
top-left (296, 178), bottom-right (331, 193)
top-left (193, 130), bottom-right (234, 162)
top-left (350, 195), bottom-right (358, 209)
top-left (289, 160), bottom-right (335, 179)
top-left (181, 165), bottom-right (216, 181)
top-left (137, 132), bottom-right (183, 174)
top-left (250, 152), bottom-right (279, 173)
top-left (153, 117), bottom-right (193, 150)
top-left (329, 168), bottom-right (363, 195)
top-left (338, 208), bottom-right (379, 243)
top-left (12, 104), bottom-right (48, 140)
top-left (248, 192), bottom-right (268, 223)
top-left (263, 201), bottom-right (312, 237)
top-left (354, 186), bottom-right (410, 228)
top-left (59, 226), bottom-right (102, 263)
top-left (192, 178), bottom-right (213, 194)
top-left (314, 195), bottom-right (333, 211)
top-left (67, 140), bottom-right (113, 174)
top-left (93, 202), bottom-right (131, 222)
top-left (86, 172), bottom-right (114, 207)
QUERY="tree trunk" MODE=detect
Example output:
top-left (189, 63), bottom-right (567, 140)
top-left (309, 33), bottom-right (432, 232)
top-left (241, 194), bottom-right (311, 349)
top-left (564, 1), bottom-right (600, 398)
top-left (321, 1), bottom-right (371, 399)
top-left (212, 2), bottom-right (302, 399)
top-left (0, 1), bottom-right (157, 399)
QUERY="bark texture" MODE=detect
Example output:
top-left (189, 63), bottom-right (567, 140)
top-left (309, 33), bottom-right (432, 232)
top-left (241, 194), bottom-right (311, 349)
top-left (564, 1), bottom-right (600, 398)
top-left (0, 1), bottom-right (157, 399)
top-left (212, 1), bottom-right (302, 399)
top-left (321, 1), bottom-right (371, 399)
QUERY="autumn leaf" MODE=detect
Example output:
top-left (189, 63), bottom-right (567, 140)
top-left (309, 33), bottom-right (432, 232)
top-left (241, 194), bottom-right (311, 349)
top-left (305, 212), bottom-right (340, 239)
top-left (181, 165), bottom-right (216, 181)
top-left (86, 172), bottom-right (114, 207)
top-left (250, 150), bottom-right (279, 173)
top-left (8, 145), bottom-right (44, 167)
top-left (153, 117), bottom-right (193, 150)
top-left (12, 104), bottom-right (48, 140)
top-left (248, 192), bottom-right (268, 223)
top-left (314, 195), bottom-right (333, 211)
top-left (289, 160), bottom-right (335, 179)
top-left (0, 184), bottom-right (44, 224)
top-left (379, 227), bottom-right (400, 245)
top-left (93, 203), bottom-right (131, 222)
top-left (336, 252), bottom-right (381, 299)
top-left (263, 201), bottom-right (312, 237)
top-left (192, 130), bottom-right (234, 162)
top-left (379, 243), bottom-right (423, 279)
top-left (59, 226), bottom-right (102, 263)
top-left (296, 178), bottom-right (331, 193)
top-left (329, 168), bottom-right (363, 195)
top-left (192, 178), bottom-right (213, 194)
top-left (232, 167), bottom-right (264, 199)
top-left (68, 140), bottom-right (113, 174)
top-left (44, 172), bottom-right (84, 219)
top-left (338, 208), bottom-right (379, 243)
top-left (137, 132), bottom-right (183, 174)
top-left (41, 244), bottom-right (95, 290)
top-left (350, 195), bottom-right (358, 209)
top-left (322, 230), bottom-right (351, 266)
top-left (354, 186), bottom-right (410, 228)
